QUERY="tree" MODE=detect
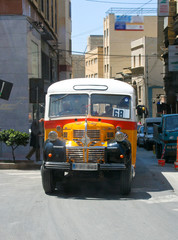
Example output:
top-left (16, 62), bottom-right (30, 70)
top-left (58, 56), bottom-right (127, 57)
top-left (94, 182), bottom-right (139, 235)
top-left (0, 129), bottom-right (29, 162)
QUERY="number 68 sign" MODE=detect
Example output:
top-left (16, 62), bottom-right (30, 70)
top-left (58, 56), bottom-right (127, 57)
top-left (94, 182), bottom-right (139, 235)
top-left (113, 108), bottom-right (130, 119)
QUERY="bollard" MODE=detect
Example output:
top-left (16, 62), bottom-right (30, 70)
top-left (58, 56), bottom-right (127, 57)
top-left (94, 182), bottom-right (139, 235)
top-left (153, 144), bottom-right (155, 154)
top-left (158, 144), bottom-right (166, 166)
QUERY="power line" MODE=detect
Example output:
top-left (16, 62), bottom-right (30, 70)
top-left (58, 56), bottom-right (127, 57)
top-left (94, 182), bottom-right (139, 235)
top-left (86, 0), bottom-right (157, 5)
top-left (61, 48), bottom-right (160, 58)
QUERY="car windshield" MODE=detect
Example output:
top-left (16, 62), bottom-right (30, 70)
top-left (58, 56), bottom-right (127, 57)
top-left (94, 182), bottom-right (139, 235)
top-left (140, 126), bottom-right (144, 133)
top-left (49, 94), bottom-right (88, 117)
top-left (147, 127), bottom-right (153, 134)
top-left (165, 116), bottom-right (178, 131)
top-left (91, 94), bottom-right (131, 119)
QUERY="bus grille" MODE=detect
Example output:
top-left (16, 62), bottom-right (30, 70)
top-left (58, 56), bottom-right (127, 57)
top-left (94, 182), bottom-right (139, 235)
top-left (67, 148), bottom-right (105, 163)
top-left (73, 130), bottom-right (100, 139)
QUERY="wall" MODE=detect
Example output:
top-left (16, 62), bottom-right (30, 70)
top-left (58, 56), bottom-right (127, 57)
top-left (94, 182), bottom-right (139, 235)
top-left (72, 55), bottom-right (85, 78)
top-left (0, 16), bottom-right (29, 159)
top-left (0, 0), bottom-right (22, 15)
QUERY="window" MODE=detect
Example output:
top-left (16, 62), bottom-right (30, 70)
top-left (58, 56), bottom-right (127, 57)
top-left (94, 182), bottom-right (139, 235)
top-left (69, 1), bottom-right (71, 18)
top-left (91, 94), bottom-right (131, 119)
top-left (138, 86), bottom-right (141, 99)
top-left (139, 54), bottom-right (141, 66)
top-left (133, 56), bottom-right (136, 68)
top-left (47, 0), bottom-right (49, 20)
top-left (94, 73), bottom-right (98, 78)
top-left (94, 58), bottom-right (97, 64)
top-left (51, 0), bottom-right (54, 28)
top-left (104, 30), bottom-right (106, 38)
top-left (49, 94), bottom-right (88, 117)
top-left (165, 116), bottom-right (178, 131)
top-left (107, 46), bottom-right (109, 56)
top-left (107, 28), bottom-right (109, 37)
top-left (86, 61), bottom-right (88, 66)
top-left (55, 0), bottom-right (57, 33)
top-left (40, 0), bottom-right (44, 12)
top-left (69, 39), bottom-right (72, 55)
top-left (104, 65), bottom-right (106, 73)
top-left (104, 48), bottom-right (106, 55)
top-left (91, 59), bottom-right (93, 65)
top-left (31, 41), bottom-right (39, 78)
top-left (107, 64), bottom-right (109, 73)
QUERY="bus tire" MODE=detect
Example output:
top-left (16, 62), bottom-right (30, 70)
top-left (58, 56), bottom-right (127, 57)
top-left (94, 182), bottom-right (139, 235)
top-left (41, 165), bottom-right (56, 194)
top-left (120, 160), bottom-right (132, 195)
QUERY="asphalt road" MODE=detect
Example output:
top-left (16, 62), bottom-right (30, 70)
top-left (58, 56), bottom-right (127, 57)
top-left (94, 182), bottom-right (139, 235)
top-left (0, 147), bottom-right (178, 240)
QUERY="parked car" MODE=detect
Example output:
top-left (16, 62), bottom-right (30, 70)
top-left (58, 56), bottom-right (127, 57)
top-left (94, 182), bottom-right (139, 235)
top-left (137, 125), bottom-right (144, 147)
top-left (143, 117), bottom-right (161, 150)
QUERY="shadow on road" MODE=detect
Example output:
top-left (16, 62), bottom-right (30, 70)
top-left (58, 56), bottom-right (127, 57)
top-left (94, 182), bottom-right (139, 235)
top-left (49, 147), bottom-right (175, 201)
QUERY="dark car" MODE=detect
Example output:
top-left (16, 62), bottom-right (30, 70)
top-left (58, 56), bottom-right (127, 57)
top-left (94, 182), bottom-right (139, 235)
top-left (137, 125), bottom-right (144, 147)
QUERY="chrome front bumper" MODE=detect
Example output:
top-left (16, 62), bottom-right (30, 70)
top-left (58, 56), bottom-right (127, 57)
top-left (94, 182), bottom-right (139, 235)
top-left (44, 162), bottom-right (126, 171)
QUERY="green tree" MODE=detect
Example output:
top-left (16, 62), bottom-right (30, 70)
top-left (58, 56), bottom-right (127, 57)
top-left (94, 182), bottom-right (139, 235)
top-left (0, 129), bottom-right (29, 162)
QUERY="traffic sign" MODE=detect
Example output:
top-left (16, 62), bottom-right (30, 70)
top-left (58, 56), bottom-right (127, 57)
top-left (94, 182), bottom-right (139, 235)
top-left (0, 79), bottom-right (13, 100)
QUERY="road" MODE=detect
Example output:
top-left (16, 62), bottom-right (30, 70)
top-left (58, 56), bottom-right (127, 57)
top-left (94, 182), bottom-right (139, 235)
top-left (0, 147), bottom-right (178, 240)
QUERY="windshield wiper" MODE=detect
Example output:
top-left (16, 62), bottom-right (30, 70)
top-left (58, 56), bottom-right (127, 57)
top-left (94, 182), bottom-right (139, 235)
top-left (52, 94), bottom-right (69, 103)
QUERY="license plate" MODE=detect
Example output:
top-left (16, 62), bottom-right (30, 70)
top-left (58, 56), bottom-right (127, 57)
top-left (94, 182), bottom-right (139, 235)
top-left (72, 163), bottom-right (98, 171)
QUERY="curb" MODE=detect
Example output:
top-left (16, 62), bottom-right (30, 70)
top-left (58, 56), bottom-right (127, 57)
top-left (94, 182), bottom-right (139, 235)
top-left (0, 161), bottom-right (41, 170)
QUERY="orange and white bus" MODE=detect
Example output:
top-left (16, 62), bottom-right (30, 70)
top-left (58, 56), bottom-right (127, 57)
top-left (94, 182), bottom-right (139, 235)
top-left (41, 78), bottom-right (137, 195)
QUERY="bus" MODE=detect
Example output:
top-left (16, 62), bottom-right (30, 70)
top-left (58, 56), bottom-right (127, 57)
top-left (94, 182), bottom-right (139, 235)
top-left (41, 78), bottom-right (137, 195)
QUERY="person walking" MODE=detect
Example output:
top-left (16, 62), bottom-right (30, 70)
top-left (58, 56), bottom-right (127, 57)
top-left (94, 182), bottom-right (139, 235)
top-left (26, 119), bottom-right (41, 161)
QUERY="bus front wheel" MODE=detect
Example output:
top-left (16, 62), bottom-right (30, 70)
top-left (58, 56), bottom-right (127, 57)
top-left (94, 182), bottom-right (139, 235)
top-left (41, 165), bottom-right (56, 194)
top-left (120, 161), bottom-right (132, 195)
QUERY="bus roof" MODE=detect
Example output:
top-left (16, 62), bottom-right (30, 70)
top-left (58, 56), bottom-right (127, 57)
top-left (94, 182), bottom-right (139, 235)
top-left (47, 78), bottom-right (134, 95)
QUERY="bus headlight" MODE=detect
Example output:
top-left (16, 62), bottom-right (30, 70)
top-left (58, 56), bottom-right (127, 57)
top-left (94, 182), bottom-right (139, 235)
top-left (48, 131), bottom-right (58, 141)
top-left (115, 131), bottom-right (125, 142)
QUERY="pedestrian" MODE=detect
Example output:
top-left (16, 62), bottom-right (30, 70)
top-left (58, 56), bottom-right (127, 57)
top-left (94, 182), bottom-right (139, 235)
top-left (26, 119), bottom-right (41, 161)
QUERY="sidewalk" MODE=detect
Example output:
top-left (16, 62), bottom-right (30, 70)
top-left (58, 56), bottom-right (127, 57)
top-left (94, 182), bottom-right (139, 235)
top-left (0, 160), bottom-right (41, 170)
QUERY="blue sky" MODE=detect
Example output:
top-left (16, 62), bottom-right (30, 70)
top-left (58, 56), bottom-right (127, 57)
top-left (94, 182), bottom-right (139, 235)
top-left (71, 0), bottom-right (157, 54)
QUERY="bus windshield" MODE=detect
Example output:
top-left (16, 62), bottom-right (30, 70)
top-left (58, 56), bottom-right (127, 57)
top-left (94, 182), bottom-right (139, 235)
top-left (49, 93), bottom-right (131, 119)
top-left (49, 94), bottom-right (88, 117)
top-left (91, 94), bottom-right (131, 119)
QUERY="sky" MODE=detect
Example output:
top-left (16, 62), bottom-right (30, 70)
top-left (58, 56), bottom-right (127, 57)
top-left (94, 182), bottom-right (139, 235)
top-left (71, 0), bottom-right (157, 54)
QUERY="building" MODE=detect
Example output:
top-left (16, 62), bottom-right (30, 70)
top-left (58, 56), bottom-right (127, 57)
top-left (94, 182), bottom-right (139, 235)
top-left (85, 46), bottom-right (103, 78)
top-left (161, 0), bottom-right (178, 113)
top-left (85, 35), bottom-right (103, 78)
top-left (131, 37), bottom-right (164, 118)
top-left (103, 14), bottom-right (158, 79)
top-left (72, 54), bottom-right (85, 78)
top-left (0, 0), bottom-right (71, 160)
top-left (87, 35), bottom-right (103, 52)
top-left (58, 0), bottom-right (72, 80)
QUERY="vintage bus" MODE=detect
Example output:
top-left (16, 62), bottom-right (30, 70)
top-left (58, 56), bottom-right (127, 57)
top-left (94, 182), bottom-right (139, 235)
top-left (41, 78), bottom-right (137, 195)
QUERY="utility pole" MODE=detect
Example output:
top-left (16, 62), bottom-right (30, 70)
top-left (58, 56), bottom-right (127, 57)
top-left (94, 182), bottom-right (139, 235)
top-left (145, 55), bottom-right (148, 110)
